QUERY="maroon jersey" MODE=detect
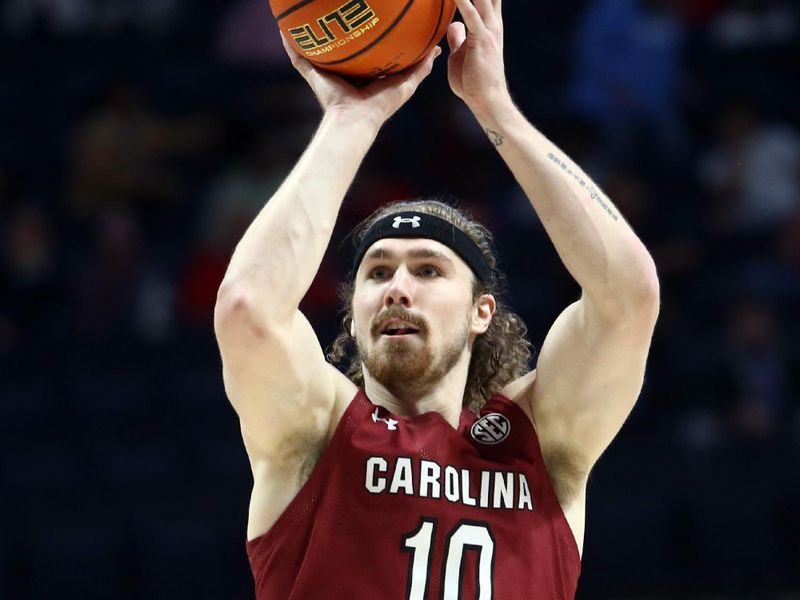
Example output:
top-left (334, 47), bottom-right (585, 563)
top-left (247, 390), bottom-right (581, 599)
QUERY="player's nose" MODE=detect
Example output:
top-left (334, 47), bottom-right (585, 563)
top-left (383, 266), bottom-right (414, 307)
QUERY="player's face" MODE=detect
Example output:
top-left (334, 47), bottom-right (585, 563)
top-left (351, 238), bottom-right (478, 390)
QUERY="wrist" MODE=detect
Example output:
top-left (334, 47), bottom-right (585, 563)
top-left (470, 91), bottom-right (518, 130)
top-left (324, 105), bottom-right (384, 137)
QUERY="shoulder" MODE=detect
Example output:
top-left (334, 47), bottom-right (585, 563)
top-left (498, 369), bottom-right (537, 425)
top-left (325, 371), bottom-right (361, 442)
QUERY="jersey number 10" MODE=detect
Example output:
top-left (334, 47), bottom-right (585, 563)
top-left (402, 518), bottom-right (494, 599)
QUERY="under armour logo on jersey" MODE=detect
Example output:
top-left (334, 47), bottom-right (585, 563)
top-left (470, 413), bottom-right (511, 444)
top-left (372, 407), bottom-right (398, 431)
top-left (392, 215), bottom-right (421, 229)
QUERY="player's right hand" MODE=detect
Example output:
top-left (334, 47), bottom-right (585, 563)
top-left (281, 34), bottom-right (441, 129)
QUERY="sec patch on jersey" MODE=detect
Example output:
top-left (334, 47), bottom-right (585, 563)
top-left (470, 413), bottom-right (511, 445)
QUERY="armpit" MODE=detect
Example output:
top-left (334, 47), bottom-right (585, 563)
top-left (277, 428), bottom-right (326, 484)
top-left (541, 443), bottom-right (589, 508)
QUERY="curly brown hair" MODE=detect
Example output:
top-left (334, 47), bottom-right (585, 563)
top-left (327, 199), bottom-right (533, 414)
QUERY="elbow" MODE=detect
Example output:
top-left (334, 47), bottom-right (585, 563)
top-left (215, 276), bottom-right (296, 340)
top-left (641, 254), bottom-right (660, 299)
top-left (215, 278), bottom-right (247, 319)
top-left (591, 253), bottom-right (660, 324)
top-left (214, 280), bottom-right (267, 339)
top-left (627, 254), bottom-right (661, 323)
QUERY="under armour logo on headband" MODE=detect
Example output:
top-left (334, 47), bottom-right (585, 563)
top-left (392, 216), bottom-right (421, 229)
top-left (351, 210), bottom-right (493, 283)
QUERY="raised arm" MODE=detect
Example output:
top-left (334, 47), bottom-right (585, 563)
top-left (448, 0), bottom-right (659, 473)
top-left (214, 40), bottom-right (442, 458)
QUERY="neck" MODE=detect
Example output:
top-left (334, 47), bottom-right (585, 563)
top-left (362, 351), bottom-right (471, 429)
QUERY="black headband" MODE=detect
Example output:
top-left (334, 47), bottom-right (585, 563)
top-left (351, 212), bottom-right (493, 283)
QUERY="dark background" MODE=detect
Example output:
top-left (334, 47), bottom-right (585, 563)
top-left (1, 0), bottom-right (799, 598)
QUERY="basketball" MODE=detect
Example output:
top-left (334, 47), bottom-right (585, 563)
top-left (270, 0), bottom-right (457, 78)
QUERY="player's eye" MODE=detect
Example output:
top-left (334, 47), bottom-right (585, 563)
top-left (369, 266), bottom-right (390, 280)
top-left (419, 265), bottom-right (441, 278)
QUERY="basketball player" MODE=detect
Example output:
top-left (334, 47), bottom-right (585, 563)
top-left (214, 0), bottom-right (659, 597)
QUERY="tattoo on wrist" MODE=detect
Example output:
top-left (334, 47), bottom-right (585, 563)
top-left (485, 129), bottom-right (504, 146)
top-left (546, 153), bottom-right (619, 222)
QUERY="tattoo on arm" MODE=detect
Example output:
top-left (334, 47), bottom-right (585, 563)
top-left (546, 152), bottom-right (619, 222)
top-left (485, 129), bottom-right (504, 146)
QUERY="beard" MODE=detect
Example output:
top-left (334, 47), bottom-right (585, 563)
top-left (358, 317), bottom-right (471, 395)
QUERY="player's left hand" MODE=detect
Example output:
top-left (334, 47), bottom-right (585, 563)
top-left (447, 0), bottom-right (510, 121)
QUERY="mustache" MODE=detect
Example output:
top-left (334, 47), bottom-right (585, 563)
top-left (370, 308), bottom-right (428, 337)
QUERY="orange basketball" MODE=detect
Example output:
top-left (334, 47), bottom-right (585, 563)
top-left (270, 0), bottom-right (456, 78)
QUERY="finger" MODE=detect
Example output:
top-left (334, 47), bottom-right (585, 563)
top-left (279, 32), bottom-right (305, 66)
top-left (491, 0), bottom-right (503, 34)
top-left (399, 45), bottom-right (442, 87)
top-left (280, 32), bottom-right (313, 79)
top-left (447, 21), bottom-right (466, 54)
top-left (368, 46), bottom-right (440, 96)
top-left (472, 0), bottom-right (498, 29)
top-left (453, 0), bottom-right (486, 35)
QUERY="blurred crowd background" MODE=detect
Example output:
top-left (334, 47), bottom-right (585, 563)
top-left (1, 0), bottom-right (799, 598)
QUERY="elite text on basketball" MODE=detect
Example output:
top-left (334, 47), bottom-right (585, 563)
top-left (289, 0), bottom-right (379, 53)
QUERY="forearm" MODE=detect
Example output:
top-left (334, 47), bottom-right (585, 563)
top-left (476, 101), bottom-right (658, 314)
top-left (219, 110), bottom-right (379, 323)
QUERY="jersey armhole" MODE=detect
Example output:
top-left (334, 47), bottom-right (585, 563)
top-left (246, 388), bottom-right (367, 552)
top-left (489, 392), bottom-right (582, 567)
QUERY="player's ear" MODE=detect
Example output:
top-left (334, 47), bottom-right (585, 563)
top-left (471, 293), bottom-right (496, 334)
top-left (349, 316), bottom-right (356, 337)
